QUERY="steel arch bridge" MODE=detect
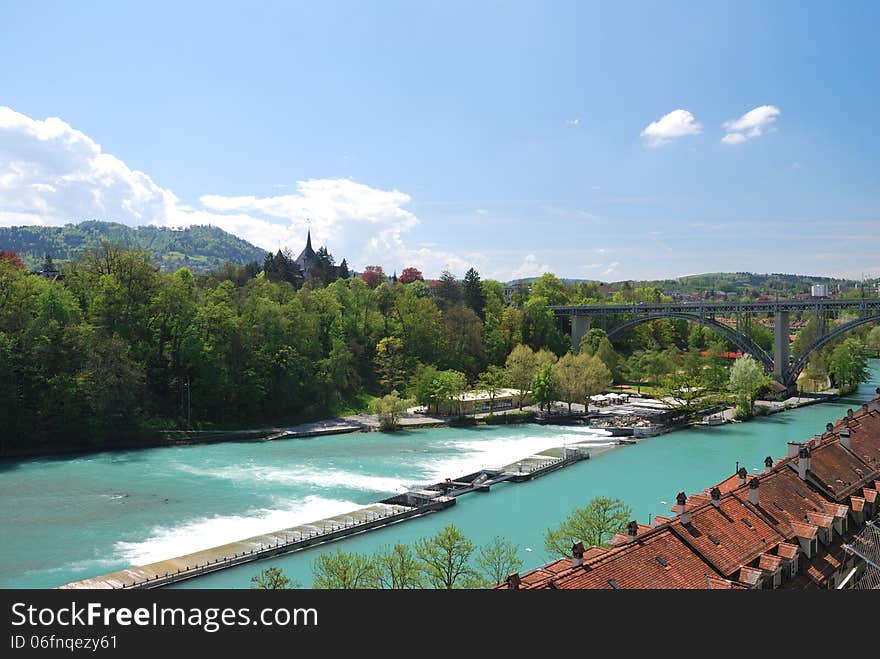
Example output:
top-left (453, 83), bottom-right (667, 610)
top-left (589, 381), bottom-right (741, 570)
top-left (550, 299), bottom-right (880, 388)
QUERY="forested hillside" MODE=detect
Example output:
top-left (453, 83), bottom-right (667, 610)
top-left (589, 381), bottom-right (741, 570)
top-left (0, 246), bottom-right (876, 455)
top-left (0, 221), bottom-right (266, 271)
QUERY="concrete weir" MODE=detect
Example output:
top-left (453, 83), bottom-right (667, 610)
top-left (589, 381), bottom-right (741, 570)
top-left (60, 443), bottom-right (592, 589)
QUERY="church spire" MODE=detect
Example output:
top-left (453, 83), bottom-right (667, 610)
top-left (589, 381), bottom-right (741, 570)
top-left (305, 228), bottom-right (312, 252)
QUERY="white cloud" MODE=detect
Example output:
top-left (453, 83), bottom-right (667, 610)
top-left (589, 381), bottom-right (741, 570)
top-left (0, 105), bottom-right (475, 277)
top-left (510, 254), bottom-right (551, 280)
top-left (721, 105), bottom-right (780, 144)
top-left (601, 261), bottom-right (620, 277)
top-left (0, 106), bottom-right (177, 227)
top-left (640, 109), bottom-right (702, 147)
top-left (566, 118), bottom-right (580, 126)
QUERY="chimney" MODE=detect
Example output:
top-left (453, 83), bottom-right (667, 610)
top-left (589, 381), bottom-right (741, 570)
top-left (626, 520), bottom-right (639, 542)
top-left (571, 541), bottom-right (585, 568)
top-left (505, 572), bottom-right (521, 590)
top-left (737, 467), bottom-right (748, 486)
top-left (710, 487), bottom-right (722, 508)
top-left (676, 492), bottom-right (692, 525)
top-left (764, 456), bottom-right (774, 474)
top-left (787, 442), bottom-right (800, 458)
top-left (839, 425), bottom-right (851, 451)
top-left (797, 446), bottom-right (811, 481)
top-left (748, 477), bottom-right (760, 505)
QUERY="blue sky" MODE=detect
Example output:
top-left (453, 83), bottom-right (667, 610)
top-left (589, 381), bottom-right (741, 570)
top-left (1, 0), bottom-right (878, 281)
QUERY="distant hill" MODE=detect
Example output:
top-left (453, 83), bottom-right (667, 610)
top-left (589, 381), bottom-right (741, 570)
top-left (506, 271), bottom-right (868, 296)
top-left (0, 221), bottom-right (268, 272)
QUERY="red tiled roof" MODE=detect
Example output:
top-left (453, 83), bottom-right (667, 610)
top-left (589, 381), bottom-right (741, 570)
top-left (583, 547), bottom-right (607, 561)
top-left (609, 523), bottom-right (652, 546)
top-left (843, 411), bottom-right (880, 468)
top-left (776, 542), bottom-right (799, 560)
top-left (543, 528), bottom-right (724, 590)
top-left (863, 488), bottom-right (877, 503)
top-left (759, 553), bottom-right (783, 571)
top-left (849, 496), bottom-right (865, 513)
top-left (706, 576), bottom-right (746, 589)
top-left (714, 465), bottom-right (835, 541)
top-left (668, 496), bottom-right (784, 577)
top-left (715, 473), bottom-right (750, 495)
top-left (790, 520), bottom-right (818, 540)
top-left (799, 440), bottom-right (877, 500)
top-left (806, 511), bottom-right (834, 529)
top-left (804, 545), bottom-right (843, 585)
top-left (738, 566), bottom-right (763, 586)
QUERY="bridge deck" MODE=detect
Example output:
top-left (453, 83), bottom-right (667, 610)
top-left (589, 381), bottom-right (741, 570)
top-left (550, 298), bottom-right (880, 316)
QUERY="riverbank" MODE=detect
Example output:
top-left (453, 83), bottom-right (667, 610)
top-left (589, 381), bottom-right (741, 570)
top-left (0, 384), bottom-right (848, 461)
top-left (3, 361), bottom-right (877, 589)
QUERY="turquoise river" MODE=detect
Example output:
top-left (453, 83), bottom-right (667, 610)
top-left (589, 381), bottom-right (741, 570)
top-left (1, 361), bottom-right (878, 589)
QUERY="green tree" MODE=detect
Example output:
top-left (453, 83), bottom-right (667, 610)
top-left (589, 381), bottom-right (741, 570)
top-left (658, 370), bottom-right (717, 423)
top-left (374, 336), bottom-right (406, 393)
top-left (579, 327), bottom-right (608, 355)
top-left (595, 337), bottom-right (621, 382)
top-left (414, 524), bottom-right (478, 589)
top-left (530, 273), bottom-right (569, 306)
top-left (531, 362), bottom-right (557, 411)
top-left (374, 544), bottom-right (425, 589)
top-left (476, 364), bottom-right (508, 412)
top-left (829, 338), bottom-right (869, 391)
top-left (441, 305), bottom-right (485, 379)
top-left (504, 344), bottom-right (538, 409)
top-left (543, 497), bottom-right (633, 558)
top-left (729, 354), bottom-right (771, 419)
top-left (866, 326), bottom-right (880, 354)
top-left (312, 549), bottom-right (379, 589)
top-left (251, 567), bottom-right (300, 589)
top-left (370, 391), bottom-right (413, 430)
top-left (462, 267), bottom-right (485, 318)
top-left (435, 270), bottom-right (461, 310)
top-left (475, 536), bottom-right (524, 587)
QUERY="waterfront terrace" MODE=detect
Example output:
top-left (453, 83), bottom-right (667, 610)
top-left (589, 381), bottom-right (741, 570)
top-left (499, 390), bottom-right (880, 590)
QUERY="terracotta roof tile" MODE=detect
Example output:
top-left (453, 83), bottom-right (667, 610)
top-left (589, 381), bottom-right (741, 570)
top-left (715, 466), bottom-right (835, 540)
top-left (863, 488), bottom-right (877, 503)
top-left (715, 473), bottom-right (749, 495)
top-left (845, 412), bottom-right (880, 467)
top-left (800, 440), bottom-right (877, 500)
top-left (849, 496), bottom-right (865, 513)
top-left (583, 547), bottom-right (607, 561)
top-left (806, 511), bottom-right (834, 529)
top-left (804, 545), bottom-right (843, 585)
top-left (790, 520), bottom-right (818, 540)
top-left (543, 528), bottom-right (724, 590)
top-left (706, 576), bottom-right (746, 589)
top-left (759, 553), bottom-right (783, 571)
top-left (738, 566), bottom-right (763, 586)
top-left (669, 496), bottom-right (784, 577)
top-left (776, 542), bottom-right (800, 560)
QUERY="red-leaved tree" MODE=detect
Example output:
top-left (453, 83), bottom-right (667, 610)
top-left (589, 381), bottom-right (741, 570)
top-left (399, 267), bottom-right (424, 284)
top-left (0, 251), bottom-right (26, 270)
top-left (361, 265), bottom-right (385, 289)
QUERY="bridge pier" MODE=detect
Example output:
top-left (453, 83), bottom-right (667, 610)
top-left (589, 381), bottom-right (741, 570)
top-left (773, 311), bottom-right (790, 383)
top-left (572, 315), bottom-right (590, 353)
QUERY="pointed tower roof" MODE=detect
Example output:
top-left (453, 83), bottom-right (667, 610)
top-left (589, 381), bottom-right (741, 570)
top-left (295, 229), bottom-right (316, 265)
